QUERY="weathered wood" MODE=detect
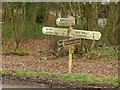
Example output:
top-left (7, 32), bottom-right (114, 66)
top-left (42, 27), bottom-right (101, 40)
top-left (71, 29), bottom-right (101, 40)
top-left (42, 27), bottom-right (68, 37)
top-left (58, 38), bottom-right (81, 47)
top-left (56, 16), bottom-right (75, 26)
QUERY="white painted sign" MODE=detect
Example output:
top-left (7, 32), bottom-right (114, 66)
top-left (42, 27), bottom-right (101, 40)
top-left (0, 22), bottom-right (4, 24)
top-left (56, 16), bottom-right (75, 26)
top-left (42, 27), bottom-right (68, 37)
top-left (70, 30), bottom-right (102, 40)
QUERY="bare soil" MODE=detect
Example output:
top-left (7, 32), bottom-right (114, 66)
top-left (2, 53), bottom-right (118, 78)
top-left (2, 38), bottom-right (119, 89)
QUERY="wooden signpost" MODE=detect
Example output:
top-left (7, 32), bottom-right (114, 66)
top-left (57, 38), bottom-right (81, 47)
top-left (42, 27), bottom-right (68, 37)
top-left (42, 27), bottom-right (101, 40)
top-left (42, 16), bottom-right (102, 73)
top-left (56, 16), bottom-right (75, 26)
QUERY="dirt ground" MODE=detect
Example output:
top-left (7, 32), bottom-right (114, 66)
top-left (2, 39), bottom-right (119, 77)
top-left (2, 54), bottom-right (118, 78)
top-left (1, 39), bottom-right (119, 89)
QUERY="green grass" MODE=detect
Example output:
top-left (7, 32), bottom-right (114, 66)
top-left (1, 68), bottom-right (119, 86)
top-left (101, 76), bottom-right (119, 85)
top-left (14, 71), bottom-right (36, 77)
top-left (84, 46), bottom-right (119, 58)
top-left (56, 73), bottom-right (89, 81)
top-left (98, 46), bottom-right (119, 57)
top-left (55, 73), bottom-right (119, 85)
top-left (37, 72), bottom-right (50, 77)
top-left (12, 47), bottom-right (29, 56)
top-left (0, 68), bottom-right (10, 73)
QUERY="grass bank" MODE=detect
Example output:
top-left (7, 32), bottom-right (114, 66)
top-left (1, 68), bottom-right (119, 87)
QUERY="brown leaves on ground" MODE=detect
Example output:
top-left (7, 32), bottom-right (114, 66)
top-left (2, 54), bottom-right (118, 78)
top-left (2, 38), bottom-right (118, 78)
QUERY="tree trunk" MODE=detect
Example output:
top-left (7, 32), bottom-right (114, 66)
top-left (90, 2), bottom-right (97, 49)
top-left (7, 3), bottom-right (19, 49)
top-left (106, 2), bottom-right (116, 46)
top-left (117, 2), bottom-right (120, 45)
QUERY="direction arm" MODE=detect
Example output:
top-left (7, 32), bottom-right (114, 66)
top-left (71, 30), bottom-right (102, 40)
top-left (42, 27), bottom-right (68, 37)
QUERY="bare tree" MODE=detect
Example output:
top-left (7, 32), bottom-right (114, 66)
top-left (117, 2), bottom-right (120, 45)
top-left (91, 2), bottom-right (98, 49)
top-left (106, 2), bottom-right (116, 45)
top-left (7, 3), bottom-right (19, 49)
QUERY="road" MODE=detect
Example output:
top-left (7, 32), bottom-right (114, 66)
top-left (2, 78), bottom-right (49, 88)
top-left (1, 74), bottom-right (118, 89)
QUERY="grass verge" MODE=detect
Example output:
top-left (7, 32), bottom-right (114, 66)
top-left (1, 68), bottom-right (119, 87)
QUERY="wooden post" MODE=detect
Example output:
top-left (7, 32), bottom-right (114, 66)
top-left (68, 45), bottom-right (74, 73)
top-left (68, 25), bottom-right (74, 73)
top-left (68, 46), bottom-right (72, 73)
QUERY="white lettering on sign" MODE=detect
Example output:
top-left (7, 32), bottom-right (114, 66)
top-left (56, 17), bottom-right (75, 26)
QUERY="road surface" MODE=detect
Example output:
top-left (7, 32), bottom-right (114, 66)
top-left (2, 78), bottom-right (49, 88)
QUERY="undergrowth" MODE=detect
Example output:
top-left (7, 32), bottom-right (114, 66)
top-left (83, 46), bottom-right (119, 59)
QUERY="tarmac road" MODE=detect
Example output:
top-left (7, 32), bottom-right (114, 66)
top-left (2, 78), bottom-right (49, 88)
top-left (1, 74), bottom-right (119, 90)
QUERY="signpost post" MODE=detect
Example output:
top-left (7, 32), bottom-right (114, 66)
top-left (68, 24), bottom-right (74, 73)
top-left (42, 16), bottom-right (102, 73)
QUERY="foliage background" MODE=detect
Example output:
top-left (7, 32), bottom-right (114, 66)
top-left (1, 2), bottom-right (119, 55)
